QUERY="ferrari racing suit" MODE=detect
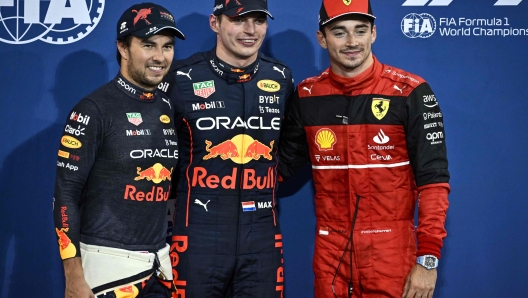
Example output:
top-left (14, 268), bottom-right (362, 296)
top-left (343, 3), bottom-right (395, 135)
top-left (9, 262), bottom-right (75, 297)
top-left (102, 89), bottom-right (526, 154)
top-left (279, 56), bottom-right (450, 298)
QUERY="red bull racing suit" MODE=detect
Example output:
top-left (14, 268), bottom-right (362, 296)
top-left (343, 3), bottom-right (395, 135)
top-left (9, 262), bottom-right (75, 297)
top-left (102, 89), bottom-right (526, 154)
top-left (160, 49), bottom-right (294, 297)
top-left (279, 56), bottom-right (450, 297)
top-left (53, 74), bottom-right (178, 296)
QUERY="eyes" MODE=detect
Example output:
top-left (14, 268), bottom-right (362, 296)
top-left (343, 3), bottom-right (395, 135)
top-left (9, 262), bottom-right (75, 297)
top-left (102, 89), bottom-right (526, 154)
top-left (332, 29), bottom-right (368, 38)
top-left (232, 17), bottom-right (267, 25)
top-left (141, 43), bottom-right (174, 50)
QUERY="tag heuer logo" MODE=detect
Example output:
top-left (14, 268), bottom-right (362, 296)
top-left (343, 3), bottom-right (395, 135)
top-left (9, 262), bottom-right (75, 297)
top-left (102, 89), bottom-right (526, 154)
top-left (371, 99), bottom-right (390, 120)
top-left (127, 113), bottom-right (143, 126)
top-left (193, 80), bottom-right (216, 99)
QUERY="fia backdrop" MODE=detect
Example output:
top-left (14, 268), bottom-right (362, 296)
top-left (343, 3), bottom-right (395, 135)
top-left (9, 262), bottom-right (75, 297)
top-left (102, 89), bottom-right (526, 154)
top-left (1, 0), bottom-right (527, 297)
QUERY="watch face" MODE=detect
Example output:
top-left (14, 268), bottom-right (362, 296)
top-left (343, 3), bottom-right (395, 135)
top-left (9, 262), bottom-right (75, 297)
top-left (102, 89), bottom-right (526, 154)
top-left (424, 257), bottom-right (436, 267)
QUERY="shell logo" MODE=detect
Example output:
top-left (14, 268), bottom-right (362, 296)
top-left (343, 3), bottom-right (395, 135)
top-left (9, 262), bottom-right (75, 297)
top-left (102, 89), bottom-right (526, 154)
top-left (61, 135), bottom-right (82, 149)
top-left (315, 128), bottom-right (337, 151)
top-left (160, 115), bottom-right (170, 124)
top-left (257, 80), bottom-right (280, 92)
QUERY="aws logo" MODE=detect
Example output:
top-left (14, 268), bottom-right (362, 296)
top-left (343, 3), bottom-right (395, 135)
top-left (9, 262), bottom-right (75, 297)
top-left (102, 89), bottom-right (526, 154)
top-left (203, 134), bottom-right (274, 164)
top-left (0, 0), bottom-right (105, 45)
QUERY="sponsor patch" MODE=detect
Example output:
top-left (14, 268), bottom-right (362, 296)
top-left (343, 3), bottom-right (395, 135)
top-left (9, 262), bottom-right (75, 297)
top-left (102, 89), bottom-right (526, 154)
top-left (257, 80), bottom-right (280, 92)
top-left (242, 201), bottom-right (256, 212)
top-left (61, 135), bottom-right (81, 149)
top-left (193, 80), bottom-right (216, 99)
top-left (127, 113), bottom-right (143, 126)
top-left (372, 98), bottom-right (390, 120)
top-left (315, 128), bottom-right (337, 151)
top-left (160, 115), bottom-right (170, 124)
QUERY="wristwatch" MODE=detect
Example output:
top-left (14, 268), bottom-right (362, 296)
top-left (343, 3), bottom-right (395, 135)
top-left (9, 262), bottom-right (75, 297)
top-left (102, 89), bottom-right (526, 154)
top-left (416, 255), bottom-right (438, 270)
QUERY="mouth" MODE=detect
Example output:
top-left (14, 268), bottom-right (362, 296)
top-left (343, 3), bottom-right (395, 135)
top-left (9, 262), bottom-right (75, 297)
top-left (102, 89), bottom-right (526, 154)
top-left (238, 38), bottom-right (258, 47)
top-left (147, 65), bottom-right (165, 74)
top-left (341, 48), bottom-right (362, 57)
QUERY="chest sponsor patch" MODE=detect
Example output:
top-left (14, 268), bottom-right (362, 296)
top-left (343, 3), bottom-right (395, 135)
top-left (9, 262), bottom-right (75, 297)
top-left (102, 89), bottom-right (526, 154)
top-left (371, 98), bottom-right (390, 120)
top-left (127, 113), bottom-right (143, 126)
top-left (193, 80), bottom-right (216, 99)
top-left (315, 128), bottom-right (337, 151)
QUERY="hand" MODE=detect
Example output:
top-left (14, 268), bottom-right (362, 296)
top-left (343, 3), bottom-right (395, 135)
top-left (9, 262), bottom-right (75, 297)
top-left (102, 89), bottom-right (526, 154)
top-left (63, 257), bottom-right (95, 298)
top-left (402, 264), bottom-right (437, 298)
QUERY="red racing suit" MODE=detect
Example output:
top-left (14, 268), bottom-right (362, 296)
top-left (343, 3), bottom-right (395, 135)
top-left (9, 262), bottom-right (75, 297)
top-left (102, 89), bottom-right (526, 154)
top-left (279, 56), bottom-right (450, 297)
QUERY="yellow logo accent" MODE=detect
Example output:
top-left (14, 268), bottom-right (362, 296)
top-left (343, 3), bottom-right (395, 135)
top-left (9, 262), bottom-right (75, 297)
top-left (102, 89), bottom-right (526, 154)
top-left (58, 150), bottom-right (70, 158)
top-left (56, 228), bottom-right (77, 260)
top-left (372, 98), bottom-right (390, 120)
top-left (315, 128), bottom-right (337, 151)
top-left (160, 115), bottom-right (170, 124)
top-left (343, 0), bottom-right (352, 6)
top-left (114, 285), bottom-right (139, 298)
top-left (61, 135), bottom-right (82, 149)
top-left (257, 80), bottom-right (280, 92)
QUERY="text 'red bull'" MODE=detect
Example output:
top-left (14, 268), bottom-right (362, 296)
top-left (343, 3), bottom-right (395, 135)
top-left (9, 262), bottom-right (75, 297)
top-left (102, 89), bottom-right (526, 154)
top-left (124, 185), bottom-right (170, 201)
top-left (171, 235), bottom-right (188, 298)
top-left (191, 167), bottom-right (275, 190)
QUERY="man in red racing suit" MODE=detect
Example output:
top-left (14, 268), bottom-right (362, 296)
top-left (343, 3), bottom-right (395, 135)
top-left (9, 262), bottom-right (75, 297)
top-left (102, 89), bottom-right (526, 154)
top-left (278, 1), bottom-right (450, 297)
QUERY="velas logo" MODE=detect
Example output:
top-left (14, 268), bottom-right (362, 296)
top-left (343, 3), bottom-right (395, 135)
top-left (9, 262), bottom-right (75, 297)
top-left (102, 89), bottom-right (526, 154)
top-left (402, 0), bottom-right (522, 6)
top-left (372, 98), bottom-right (390, 120)
top-left (193, 80), bottom-right (216, 99)
top-left (132, 8), bottom-right (153, 26)
top-left (257, 80), bottom-right (280, 92)
top-left (114, 285), bottom-right (139, 298)
top-left (55, 227), bottom-right (76, 259)
top-left (127, 113), bottom-right (143, 126)
top-left (315, 128), bottom-right (337, 151)
top-left (134, 163), bottom-right (173, 184)
top-left (0, 0), bottom-right (105, 45)
top-left (401, 13), bottom-right (436, 38)
top-left (203, 135), bottom-right (274, 164)
top-left (160, 115), bottom-right (170, 124)
top-left (61, 135), bottom-right (82, 149)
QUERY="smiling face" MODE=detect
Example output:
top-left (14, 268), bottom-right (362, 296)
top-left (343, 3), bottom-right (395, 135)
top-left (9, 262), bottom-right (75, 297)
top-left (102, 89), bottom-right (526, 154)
top-left (118, 32), bottom-right (175, 90)
top-left (317, 15), bottom-right (376, 78)
top-left (210, 12), bottom-right (268, 68)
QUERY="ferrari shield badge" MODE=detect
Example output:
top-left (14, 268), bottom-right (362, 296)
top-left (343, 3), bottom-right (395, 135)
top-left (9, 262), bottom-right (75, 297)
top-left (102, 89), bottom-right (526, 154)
top-left (343, 0), bottom-right (352, 5)
top-left (371, 98), bottom-right (390, 120)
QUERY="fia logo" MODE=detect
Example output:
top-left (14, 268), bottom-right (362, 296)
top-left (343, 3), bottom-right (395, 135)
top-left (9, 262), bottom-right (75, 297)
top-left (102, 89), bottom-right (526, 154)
top-left (402, 0), bottom-right (522, 5)
top-left (0, 0), bottom-right (105, 45)
top-left (401, 13), bottom-right (436, 38)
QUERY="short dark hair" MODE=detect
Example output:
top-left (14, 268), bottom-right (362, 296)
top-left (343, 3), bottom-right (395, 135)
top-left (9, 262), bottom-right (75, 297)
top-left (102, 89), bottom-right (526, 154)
top-left (116, 35), bottom-right (133, 66)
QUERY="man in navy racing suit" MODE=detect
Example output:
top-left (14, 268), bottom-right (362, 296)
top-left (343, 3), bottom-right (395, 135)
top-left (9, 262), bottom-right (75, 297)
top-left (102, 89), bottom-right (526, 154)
top-left (160, 0), bottom-right (294, 297)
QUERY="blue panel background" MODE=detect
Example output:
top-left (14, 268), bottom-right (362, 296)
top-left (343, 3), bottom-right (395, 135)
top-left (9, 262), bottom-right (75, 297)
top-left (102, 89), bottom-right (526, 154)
top-left (1, 0), bottom-right (527, 297)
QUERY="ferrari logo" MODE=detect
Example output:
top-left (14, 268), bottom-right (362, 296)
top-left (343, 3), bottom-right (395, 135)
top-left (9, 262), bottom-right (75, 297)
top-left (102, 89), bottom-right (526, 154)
top-left (343, 0), bottom-right (352, 6)
top-left (371, 98), bottom-right (390, 120)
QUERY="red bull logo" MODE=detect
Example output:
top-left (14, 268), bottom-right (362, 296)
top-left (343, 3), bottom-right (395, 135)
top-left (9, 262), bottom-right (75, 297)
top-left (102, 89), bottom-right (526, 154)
top-left (133, 8), bottom-right (153, 26)
top-left (135, 163), bottom-right (173, 184)
top-left (114, 285), bottom-right (139, 298)
top-left (192, 166), bottom-right (275, 190)
top-left (56, 227), bottom-right (76, 259)
top-left (203, 134), bottom-right (274, 164)
top-left (171, 235), bottom-right (188, 298)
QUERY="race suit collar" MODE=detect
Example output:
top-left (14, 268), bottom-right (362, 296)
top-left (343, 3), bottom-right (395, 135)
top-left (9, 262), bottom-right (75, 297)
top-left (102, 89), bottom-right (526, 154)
top-left (112, 74), bottom-right (157, 101)
top-left (208, 49), bottom-right (260, 85)
top-left (328, 55), bottom-right (382, 96)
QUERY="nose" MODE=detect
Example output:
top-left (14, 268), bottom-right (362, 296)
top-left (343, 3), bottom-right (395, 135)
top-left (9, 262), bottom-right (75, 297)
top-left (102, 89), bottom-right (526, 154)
top-left (244, 20), bottom-right (256, 34)
top-left (152, 46), bottom-right (166, 62)
top-left (345, 34), bottom-right (358, 47)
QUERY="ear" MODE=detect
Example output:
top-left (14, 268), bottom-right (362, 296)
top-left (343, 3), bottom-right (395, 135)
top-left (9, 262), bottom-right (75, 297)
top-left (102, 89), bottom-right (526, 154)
top-left (210, 14), bottom-right (219, 33)
top-left (371, 24), bottom-right (377, 44)
top-left (117, 40), bottom-right (129, 62)
top-left (316, 30), bottom-right (327, 50)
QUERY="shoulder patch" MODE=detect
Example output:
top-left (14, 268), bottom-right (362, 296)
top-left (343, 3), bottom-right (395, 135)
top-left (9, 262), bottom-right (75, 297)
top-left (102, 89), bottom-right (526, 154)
top-left (380, 64), bottom-right (425, 88)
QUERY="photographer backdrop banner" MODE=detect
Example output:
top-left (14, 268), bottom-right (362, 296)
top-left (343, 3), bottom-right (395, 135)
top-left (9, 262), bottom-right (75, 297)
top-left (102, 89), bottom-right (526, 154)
top-left (1, 0), bottom-right (527, 297)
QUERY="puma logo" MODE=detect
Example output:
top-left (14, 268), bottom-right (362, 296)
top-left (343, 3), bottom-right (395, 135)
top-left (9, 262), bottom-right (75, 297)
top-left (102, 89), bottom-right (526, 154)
top-left (162, 98), bottom-right (171, 109)
top-left (177, 68), bottom-right (192, 80)
top-left (303, 85), bottom-right (313, 94)
top-left (393, 85), bottom-right (406, 94)
top-left (194, 199), bottom-right (210, 212)
top-left (273, 66), bottom-right (286, 78)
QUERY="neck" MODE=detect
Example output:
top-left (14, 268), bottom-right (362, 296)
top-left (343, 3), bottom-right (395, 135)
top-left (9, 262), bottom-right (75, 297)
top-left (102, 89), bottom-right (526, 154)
top-left (330, 53), bottom-right (374, 78)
